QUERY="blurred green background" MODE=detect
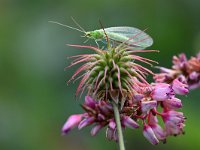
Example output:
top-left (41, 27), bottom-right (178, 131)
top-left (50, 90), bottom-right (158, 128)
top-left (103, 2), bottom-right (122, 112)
top-left (0, 0), bottom-right (200, 150)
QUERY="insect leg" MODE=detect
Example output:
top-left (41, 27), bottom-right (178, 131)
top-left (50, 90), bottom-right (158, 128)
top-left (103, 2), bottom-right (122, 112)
top-left (95, 40), bottom-right (100, 48)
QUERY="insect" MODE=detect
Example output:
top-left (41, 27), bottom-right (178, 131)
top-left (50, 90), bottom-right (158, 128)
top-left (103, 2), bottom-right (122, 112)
top-left (49, 18), bottom-right (153, 49)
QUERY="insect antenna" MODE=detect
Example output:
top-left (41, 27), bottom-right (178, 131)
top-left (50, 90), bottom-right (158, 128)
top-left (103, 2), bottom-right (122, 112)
top-left (71, 17), bottom-right (86, 32)
top-left (48, 21), bottom-right (85, 33)
top-left (99, 19), bottom-right (110, 48)
top-left (83, 38), bottom-right (90, 43)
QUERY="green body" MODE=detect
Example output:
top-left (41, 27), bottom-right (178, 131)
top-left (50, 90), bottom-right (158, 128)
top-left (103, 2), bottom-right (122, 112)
top-left (86, 30), bottom-right (128, 42)
top-left (85, 27), bottom-right (153, 49)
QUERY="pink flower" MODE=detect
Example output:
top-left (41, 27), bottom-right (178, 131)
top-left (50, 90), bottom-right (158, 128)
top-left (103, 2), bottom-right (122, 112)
top-left (163, 97), bottom-right (182, 109)
top-left (85, 96), bottom-right (96, 108)
top-left (162, 110), bottom-right (185, 136)
top-left (150, 124), bottom-right (166, 141)
top-left (133, 93), bottom-right (144, 103)
top-left (172, 53), bottom-right (187, 70)
top-left (172, 79), bottom-right (189, 95)
top-left (106, 127), bottom-right (118, 141)
top-left (143, 124), bottom-right (159, 145)
top-left (109, 119), bottom-right (116, 129)
top-left (78, 117), bottom-right (95, 129)
top-left (62, 114), bottom-right (83, 134)
top-left (151, 83), bottom-right (174, 101)
top-left (141, 100), bottom-right (157, 113)
top-left (91, 124), bottom-right (103, 136)
top-left (155, 52), bottom-right (200, 90)
top-left (148, 113), bottom-right (166, 141)
top-left (122, 116), bottom-right (139, 129)
top-left (189, 71), bottom-right (199, 80)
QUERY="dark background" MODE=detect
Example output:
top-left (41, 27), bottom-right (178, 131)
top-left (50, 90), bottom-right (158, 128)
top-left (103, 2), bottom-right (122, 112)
top-left (0, 0), bottom-right (200, 150)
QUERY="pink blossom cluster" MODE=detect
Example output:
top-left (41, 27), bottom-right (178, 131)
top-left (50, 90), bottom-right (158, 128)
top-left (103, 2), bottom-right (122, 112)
top-left (154, 52), bottom-right (200, 90)
top-left (62, 77), bottom-right (188, 145)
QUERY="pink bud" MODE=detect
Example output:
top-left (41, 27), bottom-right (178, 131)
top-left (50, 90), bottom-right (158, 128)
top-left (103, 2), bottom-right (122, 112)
top-left (163, 97), bottom-right (182, 109)
top-left (141, 100), bottom-right (157, 113)
top-left (162, 110), bottom-right (185, 136)
top-left (150, 124), bottom-right (166, 140)
top-left (162, 110), bottom-right (184, 123)
top-left (62, 114), bottom-right (83, 134)
top-left (151, 83), bottom-right (174, 101)
top-left (78, 117), bottom-right (95, 129)
top-left (189, 82), bottom-right (200, 90)
top-left (189, 71), bottom-right (199, 80)
top-left (172, 79), bottom-right (189, 95)
top-left (148, 113), bottom-right (166, 140)
top-left (106, 127), bottom-right (118, 142)
top-left (148, 112), bottom-right (158, 125)
top-left (113, 128), bottom-right (118, 142)
top-left (106, 127), bottom-right (115, 141)
top-left (143, 124), bottom-right (159, 145)
top-left (99, 104), bottom-right (113, 115)
top-left (97, 114), bottom-right (105, 121)
top-left (109, 120), bottom-right (116, 130)
top-left (154, 73), bottom-right (170, 83)
top-left (159, 67), bottom-right (175, 73)
top-left (133, 94), bottom-right (144, 103)
top-left (85, 96), bottom-right (96, 108)
top-left (122, 116), bottom-right (139, 129)
top-left (91, 124), bottom-right (103, 136)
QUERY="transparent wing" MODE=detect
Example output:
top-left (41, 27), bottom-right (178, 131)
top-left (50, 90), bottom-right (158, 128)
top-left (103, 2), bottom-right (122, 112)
top-left (99, 26), bottom-right (153, 48)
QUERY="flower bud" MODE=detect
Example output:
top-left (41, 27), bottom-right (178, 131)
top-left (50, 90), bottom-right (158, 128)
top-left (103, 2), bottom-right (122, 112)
top-left (163, 97), bottom-right (182, 109)
top-left (109, 119), bottom-right (116, 130)
top-left (150, 124), bottom-right (166, 140)
top-left (106, 127), bottom-right (115, 141)
top-left (91, 124), bottom-right (103, 136)
top-left (85, 96), bottom-right (96, 108)
top-left (122, 116), bottom-right (139, 129)
top-left (151, 83), bottom-right (174, 101)
top-left (162, 110), bottom-right (185, 136)
top-left (143, 124), bottom-right (159, 145)
top-left (133, 93), bottom-right (144, 103)
top-left (78, 117), bottom-right (95, 130)
top-left (189, 71), bottom-right (199, 80)
top-left (62, 114), bottom-right (83, 134)
top-left (141, 100), bottom-right (157, 113)
top-left (172, 79), bottom-right (189, 95)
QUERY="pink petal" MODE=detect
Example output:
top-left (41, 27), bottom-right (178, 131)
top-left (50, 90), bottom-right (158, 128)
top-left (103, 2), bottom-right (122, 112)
top-left (78, 117), bottom-right (95, 129)
top-left (62, 114), bottom-right (83, 134)
top-left (91, 124), bottom-right (103, 136)
top-left (141, 100), bottom-right (157, 113)
top-left (143, 124), bottom-right (159, 145)
top-left (172, 79), bottom-right (189, 95)
top-left (85, 96), bottom-right (96, 108)
top-left (122, 116), bottom-right (139, 129)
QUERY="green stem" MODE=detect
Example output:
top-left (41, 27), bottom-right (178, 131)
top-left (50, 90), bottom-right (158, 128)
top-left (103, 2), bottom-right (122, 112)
top-left (112, 101), bottom-right (125, 150)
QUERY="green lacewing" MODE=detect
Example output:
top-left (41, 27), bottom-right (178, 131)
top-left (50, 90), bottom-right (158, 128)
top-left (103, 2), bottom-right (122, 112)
top-left (49, 19), bottom-right (153, 49)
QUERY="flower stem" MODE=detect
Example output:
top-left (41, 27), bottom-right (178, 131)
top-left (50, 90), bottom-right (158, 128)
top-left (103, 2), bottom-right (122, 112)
top-left (112, 101), bottom-right (125, 150)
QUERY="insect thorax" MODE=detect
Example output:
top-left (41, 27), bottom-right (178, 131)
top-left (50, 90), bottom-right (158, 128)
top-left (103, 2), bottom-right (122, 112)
top-left (86, 30), bottom-right (104, 40)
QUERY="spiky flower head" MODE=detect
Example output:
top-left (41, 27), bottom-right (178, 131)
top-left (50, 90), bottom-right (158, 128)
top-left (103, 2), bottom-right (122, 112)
top-left (63, 44), bottom-right (189, 144)
top-left (66, 44), bottom-right (158, 106)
